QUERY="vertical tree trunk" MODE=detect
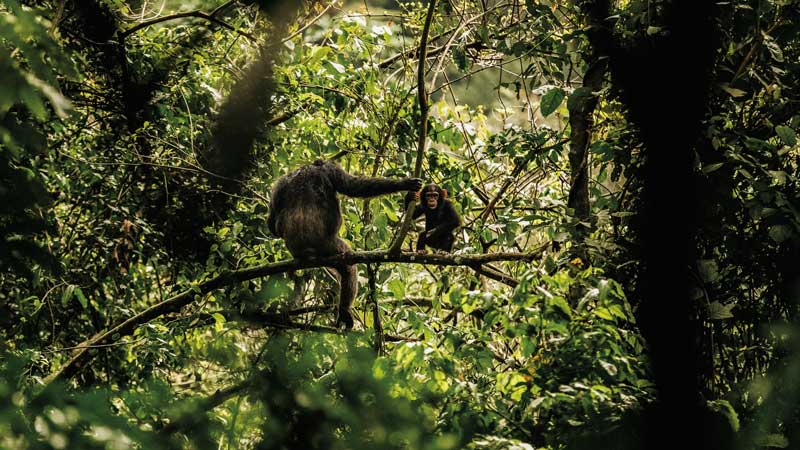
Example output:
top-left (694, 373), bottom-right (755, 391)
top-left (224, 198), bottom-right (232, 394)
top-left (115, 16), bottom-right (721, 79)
top-left (579, 1), bottom-right (718, 449)
top-left (566, 58), bottom-right (606, 224)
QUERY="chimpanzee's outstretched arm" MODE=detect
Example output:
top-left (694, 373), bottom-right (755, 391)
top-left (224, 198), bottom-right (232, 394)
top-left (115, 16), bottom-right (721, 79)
top-left (324, 160), bottom-right (422, 198)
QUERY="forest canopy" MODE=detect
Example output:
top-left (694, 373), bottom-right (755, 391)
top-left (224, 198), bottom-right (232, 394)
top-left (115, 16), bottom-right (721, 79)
top-left (1, 0), bottom-right (799, 449)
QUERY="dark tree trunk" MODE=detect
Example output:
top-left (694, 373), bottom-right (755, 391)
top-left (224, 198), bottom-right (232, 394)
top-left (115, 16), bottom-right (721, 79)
top-left (579, 1), bottom-right (719, 449)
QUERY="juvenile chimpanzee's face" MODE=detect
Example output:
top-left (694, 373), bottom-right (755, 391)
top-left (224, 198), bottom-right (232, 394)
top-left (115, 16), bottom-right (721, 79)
top-left (424, 189), bottom-right (439, 209)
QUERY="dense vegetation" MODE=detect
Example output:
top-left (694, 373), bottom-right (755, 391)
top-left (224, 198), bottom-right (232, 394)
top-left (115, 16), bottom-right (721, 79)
top-left (1, 0), bottom-right (798, 449)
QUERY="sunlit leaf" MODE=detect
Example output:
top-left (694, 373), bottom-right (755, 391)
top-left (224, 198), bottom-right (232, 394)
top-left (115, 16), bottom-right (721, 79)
top-left (721, 85), bottom-right (747, 97)
top-left (702, 162), bottom-right (724, 173)
top-left (708, 301), bottom-right (735, 320)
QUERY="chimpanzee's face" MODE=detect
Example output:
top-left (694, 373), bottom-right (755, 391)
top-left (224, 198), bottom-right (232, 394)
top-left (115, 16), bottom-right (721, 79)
top-left (424, 189), bottom-right (439, 209)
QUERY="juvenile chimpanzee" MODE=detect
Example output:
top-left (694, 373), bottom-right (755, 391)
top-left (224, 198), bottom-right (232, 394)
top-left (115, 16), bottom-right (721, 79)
top-left (268, 159), bottom-right (423, 329)
top-left (405, 183), bottom-right (461, 253)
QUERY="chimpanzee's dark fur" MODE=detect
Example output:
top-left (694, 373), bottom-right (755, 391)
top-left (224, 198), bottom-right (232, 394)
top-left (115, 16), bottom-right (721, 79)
top-left (406, 183), bottom-right (461, 252)
top-left (268, 160), bottom-right (422, 329)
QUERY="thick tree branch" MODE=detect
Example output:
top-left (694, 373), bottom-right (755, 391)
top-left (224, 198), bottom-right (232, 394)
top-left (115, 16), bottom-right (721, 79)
top-left (43, 247), bottom-right (546, 386)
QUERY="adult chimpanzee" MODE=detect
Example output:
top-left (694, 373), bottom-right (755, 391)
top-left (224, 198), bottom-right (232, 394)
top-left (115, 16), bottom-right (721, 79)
top-left (268, 159), bottom-right (423, 329)
top-left (405, 183), bottom-right (461, 253)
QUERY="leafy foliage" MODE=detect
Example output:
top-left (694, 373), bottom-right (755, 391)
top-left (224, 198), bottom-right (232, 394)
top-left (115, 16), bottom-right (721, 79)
top-left (1, 0), bottom-right (798, 449)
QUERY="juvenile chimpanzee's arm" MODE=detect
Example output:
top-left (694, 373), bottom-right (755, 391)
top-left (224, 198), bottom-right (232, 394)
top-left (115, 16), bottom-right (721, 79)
top-left (323, 160), bottom-right (422, 198)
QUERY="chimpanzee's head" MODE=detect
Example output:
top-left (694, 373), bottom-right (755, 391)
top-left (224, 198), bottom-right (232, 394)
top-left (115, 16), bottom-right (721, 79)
top-left (421, 184), bottom-right (447, 210)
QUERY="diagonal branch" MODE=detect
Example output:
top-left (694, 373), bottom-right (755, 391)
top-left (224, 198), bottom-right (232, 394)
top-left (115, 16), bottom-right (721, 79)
top-left (119, 3), bottom-right (256, 41)
top-left (43, 246), bottom-right (547, 386)
top-left (389, 0), bottom-right (438, 254)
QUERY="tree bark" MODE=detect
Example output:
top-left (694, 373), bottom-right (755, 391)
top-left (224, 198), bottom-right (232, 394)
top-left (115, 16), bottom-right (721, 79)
top-left (566, 58), bottom-right (606, 223)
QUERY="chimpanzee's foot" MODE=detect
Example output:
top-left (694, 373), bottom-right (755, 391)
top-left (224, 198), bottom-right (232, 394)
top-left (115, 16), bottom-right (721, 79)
top-left (335, 307), bottom-right (354, 330)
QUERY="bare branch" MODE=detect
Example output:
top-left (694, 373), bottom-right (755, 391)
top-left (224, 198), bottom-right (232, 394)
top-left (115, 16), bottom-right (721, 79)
top-left (119, 6), bottom-right (256, 41)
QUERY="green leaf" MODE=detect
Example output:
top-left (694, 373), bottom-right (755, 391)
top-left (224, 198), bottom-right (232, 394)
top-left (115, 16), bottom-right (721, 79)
top-left (708, 301), bottom-right (734, 320)
top-left (721, 85), bottom-right (746, 98)
top-left (232, 222), bottom-right (243, 236)
top-left (702, 162), bottom-right (724, 174)
top-left (567, 87), bottom-right (593, 111)
top-left (23, 72), bottom-right (72, 118)
top-left (549, 296), bottom-right (572, 318)
top-left (608, 304), bottom-right (627, 320)
top-left (382, 203), bottom-right (398, 222)
top-left (452, 47), bottom-right (467, 71)
top-left (221, 241), bottom-right (233, 252)
top-left (646, 26), bottom-right (662, 35)
top-left (478, 26), bottom-right (489, 43)
top-left (61, 284), bottom-right (75, 307)
top-left (698, 260), bottom-right (720, 283)
top-left (540, 88), bottom-right (565, 117)
top-left (258, 275), bottom-right (292, 301)
top-left (768, 224), bottom-right (793, 243)
top-left (387, 278), bottom-right (405, 298)
top-left (328, 61), bottom-right (345, 74)
top-left (769, 170), bottom-right (788, 185)
top-left (74, 287), bottom-right (88, 309)
top-left (599, 360), bottom-right (618, 376)
top-left (775, 125), bottom-right (797, 146)
top-left (763, 36), bottom-right (784, 62)
top-left (594, 307), bottom-right (613, 321)
top-left (212, 313), bottom-right (226, 332)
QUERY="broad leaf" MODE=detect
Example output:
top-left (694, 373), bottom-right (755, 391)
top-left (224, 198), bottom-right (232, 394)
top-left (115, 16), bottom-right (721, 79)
top-left (540, 88), bottom-right (565, 117)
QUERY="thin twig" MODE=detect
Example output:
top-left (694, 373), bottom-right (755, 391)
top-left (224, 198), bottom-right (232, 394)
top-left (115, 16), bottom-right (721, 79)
top-left (279, 1), bottom-right (338, 45)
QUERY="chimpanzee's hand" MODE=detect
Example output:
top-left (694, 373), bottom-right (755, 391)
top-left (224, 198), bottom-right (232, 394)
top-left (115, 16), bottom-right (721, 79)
top-left (405, 178), bottom-right (424, 192)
